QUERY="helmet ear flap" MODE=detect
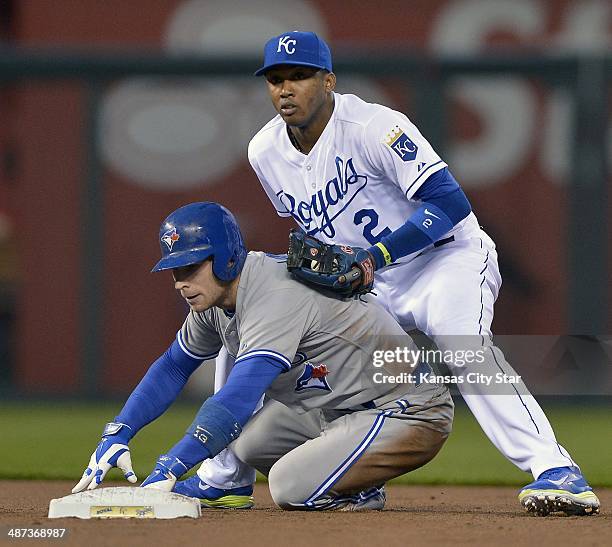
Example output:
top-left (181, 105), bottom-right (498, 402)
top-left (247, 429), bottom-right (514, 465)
top-left (211, 243), bottom-right (247, 281)
top-left (206, 205), bottom-right (247, 282)
top-left (213, 257), bottom-right (236, 282)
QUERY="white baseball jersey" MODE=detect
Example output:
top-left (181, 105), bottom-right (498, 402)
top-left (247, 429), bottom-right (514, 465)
top-left (248, 92), bottom-right (481, 268)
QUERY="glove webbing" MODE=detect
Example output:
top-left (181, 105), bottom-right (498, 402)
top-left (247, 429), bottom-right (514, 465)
top-left (287, 232), bottom-right (337, 274)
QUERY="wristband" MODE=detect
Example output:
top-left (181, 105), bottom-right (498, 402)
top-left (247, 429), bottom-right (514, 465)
top-left (374, 242), bottom-right (392, 267)
top-left (187, 399), bottom-right (242, 458)
top-left (102, 422), bottom-right (133, 439)
top-left (156, 455), bottom-right (189, 478)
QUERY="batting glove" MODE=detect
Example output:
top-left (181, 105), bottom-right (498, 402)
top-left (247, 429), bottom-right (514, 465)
top-left (72, 422), bottom-right (137, 493)
top-left (140, 455), bottom-right (188, 491)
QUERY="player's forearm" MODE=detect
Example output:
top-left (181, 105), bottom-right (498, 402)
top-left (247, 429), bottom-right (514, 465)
top-left (210, 354), bottom-right (285, 424)
top-left (368, 169), bottom-right (471, 269)
top-left (162, 355), bottom-right (284, 470)
top-left (113, 339), bottom-right (203, 436)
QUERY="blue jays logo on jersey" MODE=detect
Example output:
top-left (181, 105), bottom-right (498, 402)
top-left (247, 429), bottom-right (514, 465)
top-left (161, 227), bottom-right (180, 251)
top-left (277, 156), bottom-right (368, 238)
top-left (385, 125), bottom-right (418, 162)
top-left (295, 362), bottom-right (332, 392)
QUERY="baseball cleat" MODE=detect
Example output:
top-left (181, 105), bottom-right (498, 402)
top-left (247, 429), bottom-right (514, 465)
top-left (298, 485), bottom-right (386, 511)
top-left (519, 466), bottom-right (600, 516)
top-left (173, 475), bottom-right (254, 509)
top-left (338, 486), bottom-right (386, 511)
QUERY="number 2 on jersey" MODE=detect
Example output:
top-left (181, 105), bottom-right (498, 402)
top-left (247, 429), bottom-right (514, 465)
top-left (354, 208), bottom-right (391, 245)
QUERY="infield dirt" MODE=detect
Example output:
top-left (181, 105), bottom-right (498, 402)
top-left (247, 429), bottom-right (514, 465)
top-left (0, 481), bottom-right (609, 546)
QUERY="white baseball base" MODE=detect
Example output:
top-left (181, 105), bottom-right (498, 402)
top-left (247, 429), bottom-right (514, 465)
top-left (48, 487), bottom-right (202, 519)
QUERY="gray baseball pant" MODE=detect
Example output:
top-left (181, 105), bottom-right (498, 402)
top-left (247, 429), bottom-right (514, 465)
top-left (232, 390), bottom-right (453, 509)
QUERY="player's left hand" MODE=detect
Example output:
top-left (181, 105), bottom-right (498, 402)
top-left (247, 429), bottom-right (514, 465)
top-left (140, 455), bottom-right (189, 491)
top-left (287, 229), bottom-right (375, 297)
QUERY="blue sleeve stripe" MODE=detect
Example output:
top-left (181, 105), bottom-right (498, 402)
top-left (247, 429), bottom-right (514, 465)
top-left (235, 349), bottom-right (291, 371)
top-left (176, 331), bottom-right (219, 361)
top-left (404, 160), bottom-right (445, 197)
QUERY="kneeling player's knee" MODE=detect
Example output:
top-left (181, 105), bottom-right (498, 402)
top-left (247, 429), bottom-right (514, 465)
top-left (231, 436), bottom-right (269, 473)
top-left (268, 459), bottom-right (310, 510)
top-left (232, 436), bottom-right (281, 478)
top-left (231, 437), bottom-right (254, 466)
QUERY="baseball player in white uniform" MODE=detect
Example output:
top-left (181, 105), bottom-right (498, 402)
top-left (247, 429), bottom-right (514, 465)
top-left (72, 202), bottom-right (453, 511)
top-left (200, 31), bottom-right (600, 517)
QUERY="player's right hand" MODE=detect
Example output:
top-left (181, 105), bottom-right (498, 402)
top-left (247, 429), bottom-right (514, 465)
top-left (72, 422), bottom-right (137, 493)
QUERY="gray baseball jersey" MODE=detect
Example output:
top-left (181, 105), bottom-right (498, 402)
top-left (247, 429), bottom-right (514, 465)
top-left (178, 251), bottom-right (444, 413)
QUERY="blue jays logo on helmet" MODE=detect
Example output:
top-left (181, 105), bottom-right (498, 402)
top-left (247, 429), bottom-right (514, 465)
top-left (151, 202), bottom-right (247, 281)
top-left (161, 227), bottom-right (180, 251)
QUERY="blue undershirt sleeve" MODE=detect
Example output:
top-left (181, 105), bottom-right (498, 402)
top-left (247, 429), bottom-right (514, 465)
top-left (165, 354), bottom-right (285, 469)
top-left (210, 355), bottom-right (285, 425)
top-left (368, 168), bottom-right (472, 269)
top-left (114, 339), bottom-right (204, 439)
top-left (413, 166), bottom-right (461, 200)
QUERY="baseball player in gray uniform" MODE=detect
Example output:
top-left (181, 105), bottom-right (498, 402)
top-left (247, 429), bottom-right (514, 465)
top-left (73, 201), bottom-right (453, 510)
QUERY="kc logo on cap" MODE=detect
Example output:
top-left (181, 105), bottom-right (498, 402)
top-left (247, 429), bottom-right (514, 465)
top-left (277, 35), bottom-right (297, 54)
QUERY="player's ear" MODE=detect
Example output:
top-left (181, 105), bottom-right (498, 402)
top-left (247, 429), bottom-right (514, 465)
top-left (324, 72), bottom-right (336, 93)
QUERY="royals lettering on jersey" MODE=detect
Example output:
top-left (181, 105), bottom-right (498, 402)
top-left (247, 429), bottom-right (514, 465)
top-left (277, 156), bottom-right (367, 237)
top-left (248, 92), bottom-right (465, 261)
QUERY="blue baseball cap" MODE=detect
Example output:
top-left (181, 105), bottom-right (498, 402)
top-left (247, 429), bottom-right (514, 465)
top-left (254, 31), bottom-right (332, 76)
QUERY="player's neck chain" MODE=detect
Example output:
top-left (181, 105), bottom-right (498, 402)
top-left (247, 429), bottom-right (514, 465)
top-left (287, 126), bottom-right (304, 154)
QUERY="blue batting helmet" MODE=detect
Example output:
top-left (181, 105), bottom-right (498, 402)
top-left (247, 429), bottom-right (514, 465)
top-left (151, 202), bottom-right (247, 281)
